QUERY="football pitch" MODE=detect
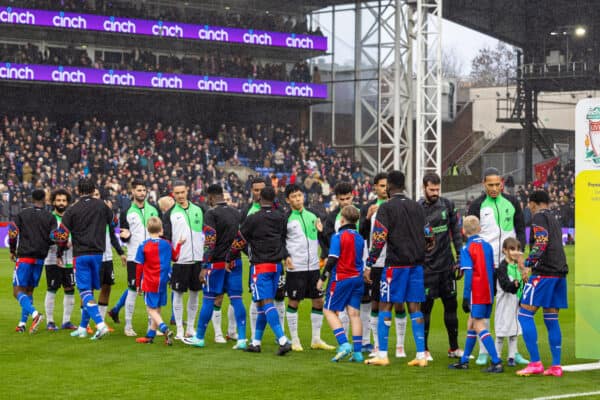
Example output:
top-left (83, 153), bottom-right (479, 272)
top-left (1, 247), bottom-right (598, 400)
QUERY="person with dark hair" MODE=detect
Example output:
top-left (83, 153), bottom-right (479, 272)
top-left (43, 188), bottom-right (77, 331)
top-left (183, 184), bottom-right (247, 350)
top-left (516, 190), bottom-right (568, 377)
top-left (467, 167), bottom-right (526, 365)
top-left (230, 186), bottom-right (292, 355)
top-left (9, 189), bottom-right (55, 334)
top-left (282, 183), bottom-right (334, 352)
top-left (241, 176), bottom-right (267, 221)
top-left (54, 177), bottom-right (115, 340)
top-left (162, 180), bottom-right (207, 340)
top-left (418, 172), bottom-right (464, 361)
top-left (108, 179), bottom-right (160, 337)
top-left (364, 170), bottom-right (432, 367)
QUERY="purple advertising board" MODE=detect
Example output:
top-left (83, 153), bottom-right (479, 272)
top-left (0, 7), bottom-right (328, 51)
top-left (0, 63), bottom-right (328, 99)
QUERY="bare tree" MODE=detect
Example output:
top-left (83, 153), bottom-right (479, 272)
top-left (469, 41), bottom-right (516, 87)
top-left (441, 47), bottom-right (465, 79)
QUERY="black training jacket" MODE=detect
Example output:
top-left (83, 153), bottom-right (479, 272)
top-left (239, 206), bottom-right (287, 264)
top-left (204, 202), bottom-right (241, 263)
top-left (11, 206), bottom-right (55, 259)
top-left (61, 196), bottom-right (114, 257)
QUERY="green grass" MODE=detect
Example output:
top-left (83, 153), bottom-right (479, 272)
top-left (1, 247), bottom-right (598, 400)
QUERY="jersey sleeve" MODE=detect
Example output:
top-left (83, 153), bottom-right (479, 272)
top-left (367, 204), bottom-right (389, 266)
top-left (328, 233), bottom-right (341, 258)
top-left (525, 213), bottom-right (549, 268)
top-left (162, 209), bottom-right (173, 241)
top-left (447, 199), bottom-right (463, 260)
top-left (202, 210), bottom-right (217, 263)
top-left (134, 241), bottom-right (145, 265)
top-left (459, 245), bottom-right (472, 270)
top-left (119, 210), bottom-right (129, 230)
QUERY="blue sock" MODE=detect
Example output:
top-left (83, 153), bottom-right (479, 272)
top-left (460, 330), bottom-right (477, 364)
top-left (264, 302), bottom-right (285, 340)
top-left (479, 329), bottom-right (501, 364)
top-left (196, 296), bottom-right (215, 339)
top-left (80, 307), bottom-right (90, 329)
top-left (255, 304), bottom-right (266, 342)
top-left (20, 307), bottom-right (28, 324)
top-left (352, 335), bottom-right (362, 352)
top-left (158, 323), bottom-right (168, 333)
top-left (112, 289), bottom-right (128, 313)
top-left (147, 329), bottom-right (157, 339)
top-left (378, 311), bottom-right (392, 352)
top-left (17, 292), bottom-right (35, 316)
top-left (410, 311), bottom-right (425, 353)
top-left (544, 312), bottom-right (562, 366)
top-left (230, 296), bottom-right (246, 340)
top-left (518, 308), bottom-right (540, 362)
top-left (170, 291), bottom-right (175, 322)
top-left (81, 290), bottom-right (103, 325)
top-left (333, 327), bottom-right (348, 346)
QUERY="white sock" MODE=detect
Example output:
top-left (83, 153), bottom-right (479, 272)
top-left (370, 315), bottom-right (379, 348)
top-left (212, 308), bottom-right (223, 337)
top-left (275, 300), bottom-right (285, 330)
top-left (45, 291), bottom-right (56, 323)
top-left (508, 336), bottom-right (518, 359)
top-left (173, 291), bottom-right (185, 332)
top-left (395, 313), bottom-right (407, 348)
top-left (287, 309), bottom-right (299, 342)
top-left (340, 311), bottom-right (350, 338)
top-left (99, 305), bottom-right (107, 319)
top-left (186, 291), bottom-right (199, 332)
top-left (360, 303), bottom-right (371, 345)
top-left (250, 302), bottom-right (258, 340)
top-left (495, 336), bottom-right (504, 358)
top-left (479, 318), bottom-right (490, 355)
top-left (125, 289), bottom-right (137, 329)
top-left (62, 294), bottom-right (75, 325)
top-left (310, 310), bottom-right (324, 343)
top-left (227, 304), bottom-right (237, 337)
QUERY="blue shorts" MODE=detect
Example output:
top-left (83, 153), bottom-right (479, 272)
top-left (380, 265), bottom-right (425, 304)
top-left (324, 276), bottom-right (364, 312)
top-left (224, 258), bottom-right (243, 296)
top-left (74, 254), bottom-right (103, 291)
top-left (145, 291), bottom-right (168, 309)
top-left (250, 263), bottom-right (282, 302)
top-left (12, 258), bottom-right (44, 288)
top-left (521, 275), bottom-right (568, 309)
top-left (471, 304), bottom-right (493, 319)
top-left (203, 262), bottom-right (227, 296)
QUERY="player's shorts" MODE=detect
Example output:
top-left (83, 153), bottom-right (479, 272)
top-left (127, 261), bottom-right (138, 290)
top-left (369, 267), bottom-right (384, 302)
top-left (285, 270), bottom-right (323, 300)
top-left (424, 270), bottom-right (456, 300)
top-left (324, 276), bottom-right (364, 312)
top-left (521, 275), bottom-right (568, 309)
top-left (170, 262), bottom-right (202, 292)
top-left (100, 261), bottom-right (115, 286)
top-left (45, 264), bottom-right (75, 291)
top-left (145, 290), bottom-right (168, 309)
top-left (380, 265), bottom-right (425, 304)
top-left (471, 304), bottom-right (493, 319)
top-left (13, 258), bottom-right (44, 288)
top-left (73, 254), bottom-right (103, 291)
top-left (250, 263), bottom-right (283, 302)
top-left (224, 258), bottom-right (243, 296)
top-left (203, 261), bottom-right (227, 296)
top-left (275, 270), bottom-right (286, 301)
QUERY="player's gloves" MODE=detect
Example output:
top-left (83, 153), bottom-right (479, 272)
top-left (462, 298), bottom-right (470, 314)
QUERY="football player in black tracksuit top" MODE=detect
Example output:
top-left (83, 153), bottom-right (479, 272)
top-left (418, 173), bottom-right (463, 360)
top-left (9, 189), bottom-right (55, 333)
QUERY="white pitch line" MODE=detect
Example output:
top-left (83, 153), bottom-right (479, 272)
top-left (528, 392), bottom-right (600, 400)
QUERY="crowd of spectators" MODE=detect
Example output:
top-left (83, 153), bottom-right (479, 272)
top-left (10, 0), bottom-right (324, 35)
top-left (0, 114), bottom-right (374, 220)
top-left (0, 42), bottom-right (315, 83)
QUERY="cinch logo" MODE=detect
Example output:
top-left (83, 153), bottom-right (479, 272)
top-left (151, 73), bottom-right (182, 89)
top-left (198, 25), bottom-right (229, 41)
top-left (0, 7), bottom-right (35, 24)
top-left (242, 80), bottom-right (271, 94)
top-left (285, 34), bottom-right (314, 49)
top-left (103, 16), bottom-right (136, 33)
top-left (285, 82), bottom-right (313, 97)
top-left (102, 70), bottom-right (135, 86)
top-left (0, 63), bottom-right (34, 80)
top-left (243, 30), bottom-right (272, 45)
top-left (51, 66), bottom-right (86, 83)
top-left (52, 12), bottom-right (87, 29)
top-left (152, 21), bottom-right (183, 38)
top-left (197, 76), bottom-right (228, 92)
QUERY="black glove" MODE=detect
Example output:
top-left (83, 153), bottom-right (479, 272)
top-left (462, 298), bottom-right (471, 314)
